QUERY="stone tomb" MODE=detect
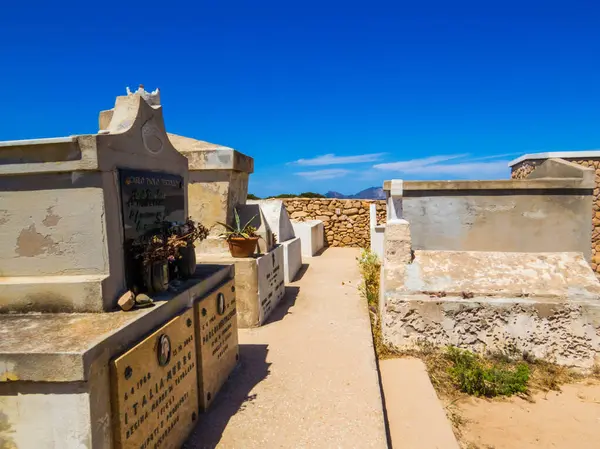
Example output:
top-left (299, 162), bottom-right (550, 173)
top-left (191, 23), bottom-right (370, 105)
top-left (0, 88), bottom-right (239, 448)
top-left (194, 278), bottom-right (239, 411)
top-left (292, 220), bottom-right (325, 257)
top-left (248, 199), bottom-right (302, 283)
top-left (381, 215), bottom-right (600, 369)
top-left (199, 245), bottom-right (285, 328)
top-left (168, 132), bottom-right (254, 255)
top-left (0, 88), bottom-right (189, 312)
top-left (111, 309), bottom-right (198, 449)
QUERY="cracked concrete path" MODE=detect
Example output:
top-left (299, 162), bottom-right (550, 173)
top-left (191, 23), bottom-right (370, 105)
top-left (185, 247), bottom-right (388, 449)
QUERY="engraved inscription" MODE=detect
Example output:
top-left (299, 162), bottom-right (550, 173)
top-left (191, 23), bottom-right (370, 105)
top-left (119, 169), bottom-right (185, 242)
top-left (260, 255), bottom-right (285, 320)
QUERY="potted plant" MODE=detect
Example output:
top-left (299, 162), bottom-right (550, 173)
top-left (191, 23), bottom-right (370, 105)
top-left (172, 217), bottom-right (209, 278)
top-left (134, 232), bottom-right (172, 294)
top-left (218, 209), bottom-right (260, 258)
top-left (130, 218), bottom-right (209, 293)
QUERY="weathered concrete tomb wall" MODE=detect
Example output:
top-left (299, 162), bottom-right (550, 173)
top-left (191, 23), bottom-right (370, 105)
top-left (380, 219), bottom-right (600, 369)
top-left (282, 198), bottom-right (386, 248)
top-left (385, 175), bottom-right (594, 260)
top-left (169, 133), bottom-right (253, 254)
top-left (511, 152), bottom-right (600, 274)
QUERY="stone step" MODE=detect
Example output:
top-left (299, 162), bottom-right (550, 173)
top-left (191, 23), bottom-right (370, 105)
top-left (379, 357), bottom-right (460, 449)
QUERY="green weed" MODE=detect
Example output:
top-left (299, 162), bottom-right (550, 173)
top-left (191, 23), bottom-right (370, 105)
top-left (446, 346), bottom-right (529, 397)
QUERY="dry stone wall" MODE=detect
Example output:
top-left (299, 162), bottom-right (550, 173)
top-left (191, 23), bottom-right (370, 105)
top-left (512, 158), bottom-right (600, 274)
top-left (282, 198), bottom-right (386, 248)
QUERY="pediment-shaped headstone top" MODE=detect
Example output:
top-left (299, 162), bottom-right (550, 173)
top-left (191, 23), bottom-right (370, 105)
top-left (247, 200), bottom-right (295, 242)
top-left (126, 85), bottom-right (161, 108)
top-left (98, 87), bottom-right (188, 164)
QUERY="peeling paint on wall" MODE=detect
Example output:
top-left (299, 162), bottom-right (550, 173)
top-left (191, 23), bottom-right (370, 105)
top-left (0, 410), bottom-right (16, 449)
top-left (15, 224), bottom-right (63, 257)
top-left (42, 207), bottom-right (62, 227)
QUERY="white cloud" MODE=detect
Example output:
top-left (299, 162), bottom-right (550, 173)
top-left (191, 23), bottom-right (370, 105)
top-left (401, 161), bottom-right (509, 177)
top-left (373, 154), bottom-right (468, 171)
top-left (294, 169), bottom-right (351, 180)
top-left (373, 153), bottom-right (510, 178)
top-left (291, 153), bottom-right (385, 166)
top-left (467, 152), bottom-right (522, 162)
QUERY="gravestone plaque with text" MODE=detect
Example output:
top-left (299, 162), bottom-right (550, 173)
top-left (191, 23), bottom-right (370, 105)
top-left (194, 278), bottom-right (239, 411)
top-left (111, 309), bottom-right (198, 449)
top-left (119, 169), bottom-right (185, 242)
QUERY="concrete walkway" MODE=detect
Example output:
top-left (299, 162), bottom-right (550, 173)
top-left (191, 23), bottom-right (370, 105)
top-left (185, 247), bottom-right (387, 449)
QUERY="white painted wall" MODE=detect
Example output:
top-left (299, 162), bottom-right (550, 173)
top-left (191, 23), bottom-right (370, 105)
top-left (281, 237), bottom-right (302, 283)
top-left (369, 203), bottom-right (385, 259)
top-left (292, 220), bottom-right (324, 257)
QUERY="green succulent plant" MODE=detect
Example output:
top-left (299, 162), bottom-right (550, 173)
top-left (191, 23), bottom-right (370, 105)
top-left (218, 209), bottom-right (259, 241)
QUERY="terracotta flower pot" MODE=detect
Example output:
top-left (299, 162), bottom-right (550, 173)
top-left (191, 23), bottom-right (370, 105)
top-left (178, 243), bottom-right (197, 279)
top-left (227, 237), bottom-right (259, 258)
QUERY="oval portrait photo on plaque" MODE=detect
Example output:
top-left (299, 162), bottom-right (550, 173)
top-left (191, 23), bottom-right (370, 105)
top-left (157, 334), bottom-right (171, 366)
top-left (217, 293), bottom-right (226, 315)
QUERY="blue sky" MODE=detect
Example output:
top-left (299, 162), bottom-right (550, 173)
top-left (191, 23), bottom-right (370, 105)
top-left (1, 1), bottom-right (600, 197)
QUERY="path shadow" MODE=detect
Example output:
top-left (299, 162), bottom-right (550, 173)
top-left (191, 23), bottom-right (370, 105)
top-left (313, 246), bottom-right (328, 257)
top-left (262, 286), bottom-right (300, 325)
top-left (292, 263), bottom-right (309, 282)
top-left (183, 344), bottom-right (271, 449)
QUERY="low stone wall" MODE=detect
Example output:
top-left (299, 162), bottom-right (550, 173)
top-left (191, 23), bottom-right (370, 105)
top-left (282, 198), bottom-right (386, 248)
top-left (512, 157), bottom-right (600, 273)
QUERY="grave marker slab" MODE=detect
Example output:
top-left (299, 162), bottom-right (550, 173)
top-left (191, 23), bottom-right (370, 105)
top-left (111, 308), bottom-right (199, 449)
top-left (194, 278), bottom-right (239, 411)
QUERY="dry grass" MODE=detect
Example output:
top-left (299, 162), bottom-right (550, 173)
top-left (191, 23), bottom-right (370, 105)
top-left (356, 249), bottom-right (399, 359)
top-left (527, 360), bottom-right (582, 393)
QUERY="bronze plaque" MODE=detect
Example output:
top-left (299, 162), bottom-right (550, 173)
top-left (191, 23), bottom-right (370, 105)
top-left (111, 309), bottom-right (199, 449)
top-left (194, 278), bottom-right (239, 411)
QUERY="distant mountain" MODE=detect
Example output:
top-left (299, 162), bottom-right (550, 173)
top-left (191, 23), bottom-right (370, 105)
top-left (324, 190), bottom-right (346, 199)
top-left (325, 187), bottom-right (385, 200)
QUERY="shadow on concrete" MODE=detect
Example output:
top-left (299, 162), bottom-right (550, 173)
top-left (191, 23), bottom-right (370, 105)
top-left (292, 263), bottom-right (310, 282)
top-left (311, 246), bottom-right (328, 257)
top-left (262, 286), bottom-right (300, 326)
top-left (183, 344), bottom-right (271, 449)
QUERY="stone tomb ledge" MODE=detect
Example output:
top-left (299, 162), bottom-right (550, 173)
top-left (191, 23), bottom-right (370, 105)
top-left (403, 250), bottom-right (600, 298)
top-left (199, 245), bottom-right (285, 328)
top-left (0, 264), bottom-right (233, 449)
top-left (0, 264), bottom-right (233, 383)
top-left (382, 251), bottom-right (600, 368)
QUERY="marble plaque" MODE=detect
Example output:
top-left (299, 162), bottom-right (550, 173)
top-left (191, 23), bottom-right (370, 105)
top-left (194, 278), bottom-right (239, 411)
top-left (111, 309), bottom-right (199, 449)
top-left (119, 169), bottom-right (185, 242)
top-left (258, 245), bottom-right (285, 324)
